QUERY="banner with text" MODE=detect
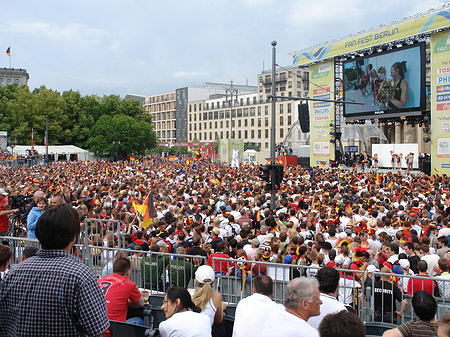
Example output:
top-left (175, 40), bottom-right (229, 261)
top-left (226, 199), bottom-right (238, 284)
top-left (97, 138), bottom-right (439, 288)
top-left (309, 60), bottom-right (335, 167)
top-left (431, 30), bottom-right (450, 176)
top-left (293, 8), bottom-right (450, 66)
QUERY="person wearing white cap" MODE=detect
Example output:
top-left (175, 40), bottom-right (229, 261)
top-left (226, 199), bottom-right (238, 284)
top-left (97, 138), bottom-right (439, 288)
top-left (189, 265), bottom-right (226, 326)
top-left (0, 188), bottom-right (18, 236)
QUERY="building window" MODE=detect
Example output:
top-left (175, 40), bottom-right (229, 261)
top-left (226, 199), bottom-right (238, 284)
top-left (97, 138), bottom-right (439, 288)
top-left (257, 118), bottom-right (261, 127)
top-left (280, 116), bottom-right (284, 126)
top-left (251, 119), bottom-right (255, 127)
top-left (265, 142), bottom-right (269, 149)
top-left (258, 106), bottom-right (261, 116)
top-left (251, 130), bottom-right (255, 138)
top-left (265, 106), bottom-right (268, 115)
top-left (280, 129), bottom-right (284, 138)
top-left (244, 130), bottom-right (248, 139)
top-left (280, 104), bottom-right (283, 114)
top-left (238, 131), bottom-right (241, 138)
top-left (288, 103), bottom-right (292, 113)
top-left (258, 130), bottom-right (261, 139)
top-left (265, 117), bottom-right (269, 127)
top-left (265, 129), bottom-right (268, 138)
top-left (238, 120), bottom-right (241, 127)
top-left (244, 119), bottom-right (248, 127)
top-left (288, 116), bottom-right (292, 126)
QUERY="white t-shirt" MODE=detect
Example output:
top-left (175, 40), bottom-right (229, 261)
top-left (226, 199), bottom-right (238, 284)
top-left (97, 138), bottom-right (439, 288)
top-left (233, 293), bottom-right (280, 337)
top-left (308, 293), bottom-right (347, 330)
top-left (421, 254), bottom-right (440, 277)
top-left (158, 310), bottom-right (211, 337)
top-left (438, 227), bottom-right (450, 238)
top-left (257, 306), bottom-right (319, 337)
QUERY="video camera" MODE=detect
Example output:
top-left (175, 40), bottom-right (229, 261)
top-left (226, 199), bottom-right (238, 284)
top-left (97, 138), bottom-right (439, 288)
top-left (8, 195), bottom-right (33, 214)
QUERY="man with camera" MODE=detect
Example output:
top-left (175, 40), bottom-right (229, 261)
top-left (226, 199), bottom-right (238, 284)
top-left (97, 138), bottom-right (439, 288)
top-left (0, 189), bottom-right (18, 236)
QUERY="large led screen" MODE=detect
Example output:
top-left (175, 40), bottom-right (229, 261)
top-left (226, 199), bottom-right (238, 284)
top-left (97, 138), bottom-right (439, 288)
top-left (343, 42), bottom-right (425, 118)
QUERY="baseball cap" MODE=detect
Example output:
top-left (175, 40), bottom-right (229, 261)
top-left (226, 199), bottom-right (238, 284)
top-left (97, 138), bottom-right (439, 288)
top-left (212, 227), bottom-right (220, 235)
top-left (250, 238), bottom-right (260, 247)
top-left (399, 259), bottom-right (410, 269)
top-left (0, 189), bottom-right (8, 196)
top-left (335, 254), bottom-right (345, 266)
top-left (195, 265), bottom-right (215, 284)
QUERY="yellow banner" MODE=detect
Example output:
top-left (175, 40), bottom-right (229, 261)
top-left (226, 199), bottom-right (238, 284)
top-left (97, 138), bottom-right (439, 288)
top-left (431, 30), bottom-right (450, 176)
top-left (293, 9), bottom-right (450, 66)
top-left (309, 60), bottom-right (335, 166)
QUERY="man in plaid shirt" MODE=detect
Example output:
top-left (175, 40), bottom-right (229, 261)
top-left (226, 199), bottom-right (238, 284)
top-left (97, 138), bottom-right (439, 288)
top-left (0, 205), bottom-right (109, 337)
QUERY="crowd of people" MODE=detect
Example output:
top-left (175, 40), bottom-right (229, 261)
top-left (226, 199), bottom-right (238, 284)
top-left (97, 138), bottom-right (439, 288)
top-left (0, 157), bottom-right (449, 336)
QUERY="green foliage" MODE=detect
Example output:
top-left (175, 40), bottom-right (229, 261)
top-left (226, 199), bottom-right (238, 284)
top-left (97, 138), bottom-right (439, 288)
top-left (0, 84), bottom-right (157, 156)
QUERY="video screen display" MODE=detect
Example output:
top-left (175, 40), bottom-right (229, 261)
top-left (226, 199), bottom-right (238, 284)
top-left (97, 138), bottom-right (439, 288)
top-left (343, 42), bottom-right (425, 118)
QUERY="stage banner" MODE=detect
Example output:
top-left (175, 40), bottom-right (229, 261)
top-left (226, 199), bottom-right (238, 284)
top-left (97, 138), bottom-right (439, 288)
top-left (293, 8), bottom-right (450, 66)
top-left (431, 30), bottom-right (450, 176)
top-left (309, 60), bottom-right (334, 167)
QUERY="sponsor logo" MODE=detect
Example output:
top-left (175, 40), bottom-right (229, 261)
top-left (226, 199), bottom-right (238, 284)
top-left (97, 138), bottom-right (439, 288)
top-left (442, 164), bottom-right (450, 168)
top-left (437, 94), bottom-right (450, 102)
top-left (438, 76), bottom-right (450, 84)
top-left (318, 63), bottom-right (332, 73)
top-left (313, 94), bottom-right (331, 100)
top-left (313, 101), bottom-right (330, 108)
top-left (314, 108), bottom-right (330, 114)
top-left (443, 122), bottom-right (450, 127)
top-left (441, 128), bottom-right (450, 133)
top-left (437, 66), bottom-right (450, 75)
top-left (313, 87), bottom-right (330, 95)
top-left (437, 103), bottom-right (450, 111)
top-left (314, 116), bottom-right (330, 121)
top-left (437, 85), bottom-right (450, 93)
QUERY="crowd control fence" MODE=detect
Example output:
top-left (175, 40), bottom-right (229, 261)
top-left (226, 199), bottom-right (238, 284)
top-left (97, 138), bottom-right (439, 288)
top-left (2, 235), bottom-right (450, 325)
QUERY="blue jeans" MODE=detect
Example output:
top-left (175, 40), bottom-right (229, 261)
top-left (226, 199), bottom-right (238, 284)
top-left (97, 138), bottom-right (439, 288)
top-left (125, 317), bottom-right (144, 326)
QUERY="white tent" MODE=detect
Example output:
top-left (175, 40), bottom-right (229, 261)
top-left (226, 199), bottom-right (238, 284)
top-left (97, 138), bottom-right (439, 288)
top-left (11, 145), bottom-right (94, 161)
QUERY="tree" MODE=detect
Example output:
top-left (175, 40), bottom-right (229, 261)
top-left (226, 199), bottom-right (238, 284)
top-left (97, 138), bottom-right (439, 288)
top-left (86, 114), bottom-right (156, 158)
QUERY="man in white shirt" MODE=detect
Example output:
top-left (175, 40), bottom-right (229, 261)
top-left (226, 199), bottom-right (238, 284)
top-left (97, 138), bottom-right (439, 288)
top-left (258, 277), bottom-right (321, 337)
top-left (232, 275), bottom-right (279, 337)
top-left (308, 267), bottom-right (347, 330)
top-left (420, 244), bottom-right (440, 277)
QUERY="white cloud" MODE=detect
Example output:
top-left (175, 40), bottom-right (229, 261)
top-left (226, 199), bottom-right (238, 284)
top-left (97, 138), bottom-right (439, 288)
top-left (110, 40), bottom-right (120, 51)
top-left (2, 21), bottom-right (108, 45)
top-left (171, 71), bottom-right (209, 79)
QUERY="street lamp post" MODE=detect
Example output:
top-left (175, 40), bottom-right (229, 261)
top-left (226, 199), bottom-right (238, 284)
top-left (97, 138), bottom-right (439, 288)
top-left (113, 141), bottom-right (120, 161)
top-left (270, 40), bottom-right (277, 210)
top-left (226, 81), bottom-right (238, 139)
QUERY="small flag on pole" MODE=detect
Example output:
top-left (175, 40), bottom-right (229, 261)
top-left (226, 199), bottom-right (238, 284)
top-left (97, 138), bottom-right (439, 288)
top-left (6, 47), bottom-right (10, 56)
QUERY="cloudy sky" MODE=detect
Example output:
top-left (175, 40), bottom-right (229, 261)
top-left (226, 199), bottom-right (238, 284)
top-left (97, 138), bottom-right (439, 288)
top-left (2, 0), bottom-right (449, 97)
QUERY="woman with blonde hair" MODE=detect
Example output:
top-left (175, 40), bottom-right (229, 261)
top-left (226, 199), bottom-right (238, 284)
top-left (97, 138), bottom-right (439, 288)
top-left (189, 265), bottom-right (226, 326)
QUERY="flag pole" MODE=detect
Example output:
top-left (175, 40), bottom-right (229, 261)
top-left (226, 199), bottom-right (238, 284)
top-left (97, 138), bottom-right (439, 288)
top-left (45, 115), bottom-right (49, 165)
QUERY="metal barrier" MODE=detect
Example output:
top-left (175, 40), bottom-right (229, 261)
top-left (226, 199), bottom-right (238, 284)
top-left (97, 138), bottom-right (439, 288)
top-left (3, 235), bottom-right (450, 325)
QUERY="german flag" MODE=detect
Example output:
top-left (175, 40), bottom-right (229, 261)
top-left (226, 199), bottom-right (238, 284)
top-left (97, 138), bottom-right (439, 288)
top-left (142, 192), bottom-right (158, 229)
top-left (6, 47), bottom-right (10, 56)
top-left (168, 155), bottom-right (176, 161)
top-left (129, 196), bottom-right (147, 215)
top-left (130, 155), bottom-right (137, 162)
top-left (356, 163), bottom-right (362, 167)
top-left (433, 168), bottom-right (439, 174)
top-left (388, 180), bottom-right (394, 188)
top-left (345, 203), bottom-right (352, 214)
top-left (319, 161), bottom-right (325, 167)
top-left (186, 158), bottom-right (191, 165)
top-left (214, 174), bottom-right (221, 186)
